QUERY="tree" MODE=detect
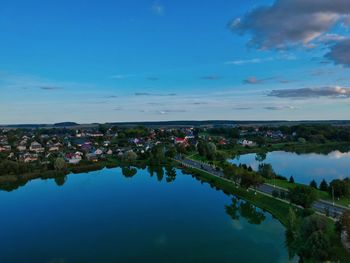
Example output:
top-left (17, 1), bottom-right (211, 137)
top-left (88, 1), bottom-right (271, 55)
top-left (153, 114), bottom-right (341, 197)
top-left (258, 163), bottom-right (275, 179)
top-left (197, 141), bottom-right (207, 157)
top-left (98, 124), bottom-right (109, 134)
top-left (54, 158), bottom-right (66, 171)
top-left (319, 179), bottom-right (329, 192)
top-left (255, 136), bottom-right (266, 147)
top-left (206, 142), bottom-right (217, 160)
top-left (340, 211), bottom-right (350, 242)
top-left (289, 176), bottom-right (295, 184)
top-left (329, 179), bottom-right (350, 199)
top-left (286, 213), bottom-right (333, 262)
top-left (288, 185), bottom-right (316, 208)
top-left (309, 179), bottom-right (318, 189)
top-left (123, 151), bottom-right (138, 163)
top-left (165, 145), bottom-right (176, 158)
top-left (240, 171), bottom-right (264, 189)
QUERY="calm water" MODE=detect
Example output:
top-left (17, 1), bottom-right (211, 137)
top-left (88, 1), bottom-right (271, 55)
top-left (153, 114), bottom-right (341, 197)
top-left (230, 150), bottom-right (350, 184)
top-left (0, 167), bottom-right (295, 263)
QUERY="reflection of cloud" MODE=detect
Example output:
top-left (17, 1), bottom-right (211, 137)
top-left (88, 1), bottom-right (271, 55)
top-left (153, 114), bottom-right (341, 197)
top-left (48, 258), bottom-right (66, 263)
top-left (231, 220), bottom-right (243, 230)
top-left (328, 150), bottom-right (350, 159)
top-left (154, 234), bottom-right (167, 246)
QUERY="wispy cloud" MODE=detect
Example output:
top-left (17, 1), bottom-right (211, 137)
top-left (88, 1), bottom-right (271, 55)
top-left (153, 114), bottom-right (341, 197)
top-left (151, 2), bottom-right (164, 16)
top-left (146, 77), bottom-right (159, 81)
top-left (110, 74), bottom-right (135, 79)
top-left (268, 86), bottom-right (350, 98)
top-left (263, 105), bottom-right (297, 110)
top-left (243, 76), bottom-right (274, 84)
top-left (201, 75), bottom-right (221, 80)
top-left (225, 57), bottom-right (273, 65)
top-left (39, 86), bottom-right (63, 90)
top-left (233, 106), bottom-right (253, 110)
top-left (156, 109), bottom-right (187, 115)
top-left (134, 92), bottom-right (177, 97)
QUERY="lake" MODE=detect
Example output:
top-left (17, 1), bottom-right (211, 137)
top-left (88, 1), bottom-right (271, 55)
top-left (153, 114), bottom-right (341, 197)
top-left (230, 150), bottom-right (350, 184)
top-left (0, 167), bottom-right (296, 263)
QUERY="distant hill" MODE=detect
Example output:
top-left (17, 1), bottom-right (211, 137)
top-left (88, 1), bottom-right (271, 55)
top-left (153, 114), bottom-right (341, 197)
top-left (54, 122), bottom-right (79, 127)
top-left (1, 120), bottom-right (350, 129)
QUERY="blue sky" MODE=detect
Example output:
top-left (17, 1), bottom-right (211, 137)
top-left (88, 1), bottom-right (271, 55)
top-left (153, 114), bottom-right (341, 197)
top-left (1, 0), bottom-right (350, 124)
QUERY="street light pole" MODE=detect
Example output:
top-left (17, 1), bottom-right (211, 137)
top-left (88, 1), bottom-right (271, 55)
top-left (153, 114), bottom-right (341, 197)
top-left (332, 186), bottom-right (335, 206)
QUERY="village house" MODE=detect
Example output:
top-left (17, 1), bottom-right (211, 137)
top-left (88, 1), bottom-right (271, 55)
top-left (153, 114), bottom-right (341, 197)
top-left (17, 145), bottom-right (27, 152)
top-left (0, 145), bottom-right (11, 152)
top-left (65, 153), bottom-right (82, 164)
top-left (239, 139), bottom-right (255, 147)
top-left (30, 141), bottom-right (45, 153)
top-left (22, 153), bottom-right (39, 163)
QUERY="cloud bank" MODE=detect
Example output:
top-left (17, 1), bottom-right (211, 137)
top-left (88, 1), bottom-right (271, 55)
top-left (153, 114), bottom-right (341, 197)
top-left (230, 0), bottom-right (350, 66)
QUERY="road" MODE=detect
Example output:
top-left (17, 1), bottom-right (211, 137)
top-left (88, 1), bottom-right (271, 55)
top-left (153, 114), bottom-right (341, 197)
top-left (174, 155), bottom-right (349, 219)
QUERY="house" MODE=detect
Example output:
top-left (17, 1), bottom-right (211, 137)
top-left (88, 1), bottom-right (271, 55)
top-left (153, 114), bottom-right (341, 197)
top-left (218, 139), bottom-right (227, 146)
top-left (239, 139), bottom-right (255, 147)
top-left (0, 145), bottom-right (11, 152)
top-left (86, 153), bottom-right (98, 162)
top-left (48, 146), bottom-right (60, 152)
top-left (107, 149), bottom-right (113, 155)
top-left (94, 149), bottom-right (103, 155)
top-left (174, 137), bottom-right (186, 144)
top-left (87, 132), bottom-right (104, 138)
top-left (65, 153), bottom-right (82, 164)
top-left (17, 145), bottom-right (27, 151)
top-left (81, 143), bottom-right (93, 152)
top-left (30, 141), bottom-right (44, 153)
top-left (22, 153), bottom-right (39, 163)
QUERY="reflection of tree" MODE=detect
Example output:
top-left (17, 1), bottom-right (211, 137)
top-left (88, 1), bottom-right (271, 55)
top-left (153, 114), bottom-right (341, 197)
top-left (255, 152), bottom-right (267, 162)
top-left (225, 198), bottom-right (266, 225)
top-left (165, 164), bottom-right (176, 183)
top-left (54, 175), bottom-right (67, 186)
top-left (225, 198), bottom-right (240, 220)
top-left (122, 166), bottom-right (137, 178)
top-left (155, 166), bottom-right (164, 182)
top-left (0, 180), bottom-right (27, 192)
top-left (148, 164), bottom-right (155, 177)
top-left (239, 202), bottom-right (266, 225)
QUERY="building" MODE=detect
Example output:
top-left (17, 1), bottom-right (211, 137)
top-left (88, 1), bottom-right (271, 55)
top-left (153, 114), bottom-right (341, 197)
top-left (30, 141), bottom-right (44, 153)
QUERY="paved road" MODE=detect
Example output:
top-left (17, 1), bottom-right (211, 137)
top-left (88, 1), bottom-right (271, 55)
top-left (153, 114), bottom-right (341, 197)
top-left (174, 155), bottom-right (349, 219)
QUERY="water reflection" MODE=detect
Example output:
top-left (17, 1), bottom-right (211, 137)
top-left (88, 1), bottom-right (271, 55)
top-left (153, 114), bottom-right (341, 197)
top-left (225, 197), bottom-right (266, 225)
top-left (0, 166), bottom-right (295, 263)
top-left (231, 150), bottom-right (350, 184)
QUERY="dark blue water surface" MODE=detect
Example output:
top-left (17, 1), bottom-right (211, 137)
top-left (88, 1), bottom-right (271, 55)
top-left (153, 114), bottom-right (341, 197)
top-left (0, 167), bottom-right (296, 263)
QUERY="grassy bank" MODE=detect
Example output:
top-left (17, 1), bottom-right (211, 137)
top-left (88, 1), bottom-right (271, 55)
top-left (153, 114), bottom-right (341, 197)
top-left (266, 178), bottom-right (350, 207)
top-left (179, 164), bottom-right (292, 225)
